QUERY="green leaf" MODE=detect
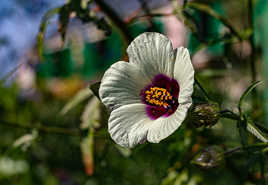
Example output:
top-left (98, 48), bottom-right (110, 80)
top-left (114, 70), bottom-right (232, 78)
top-left (181, 9), bottom-right (199, 39)
top-left (246, 120), bottom-right (268, 143)
top-left (115, 145), bottom-right (131, 157)
top-left (240, 28), bottom-right (253, 40)
top-left (80, 128), bottom-right (94, 176)
top-left (13, 130), bottom-right (39, 151)
top-left (61, 88), bottom-right (92, 115)
top-left (185, 2), bottom-right (242, 40)
top-left (37, 7), bottom-right (61, 59)
top-left (90, 82), bottom-right (101, 99)
top-left (238, 81), bottom-right (262, 112)
top-left (80, 97), bottom-right (101, 130)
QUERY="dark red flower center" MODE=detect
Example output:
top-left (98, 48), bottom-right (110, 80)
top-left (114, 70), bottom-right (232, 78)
top-left (140, 74), bottom-right (180, 120)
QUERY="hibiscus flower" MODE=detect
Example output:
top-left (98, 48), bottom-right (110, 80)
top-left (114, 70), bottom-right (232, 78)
top-left (99, 32), bottom-right (194, 148)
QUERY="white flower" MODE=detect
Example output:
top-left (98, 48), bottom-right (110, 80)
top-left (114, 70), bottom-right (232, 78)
top-left (99, 32), bottom-right (194, 148)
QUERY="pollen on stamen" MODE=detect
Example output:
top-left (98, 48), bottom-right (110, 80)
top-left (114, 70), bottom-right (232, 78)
top-left (144, 87), bottom-right (173, 107)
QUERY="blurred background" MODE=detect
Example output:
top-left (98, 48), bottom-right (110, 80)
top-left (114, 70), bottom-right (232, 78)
top-left (0, 0), bottom-right (267, 184)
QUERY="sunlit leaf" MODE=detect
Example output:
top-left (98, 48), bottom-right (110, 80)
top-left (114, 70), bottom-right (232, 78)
top-left (81, 0), bottom-right (91, 9)
top-left (238, 81), bottom-right (262, 112)
top-left (161, 171), bottom-right (178, 185)
top-left (61, 88), bottom-right (92, 115)
top-left (246, 120), bottom-right (268, 143)
top-left (13, 130), bottom-right (38, 151)
top-left (240, 28), bottom-right (253, 40)
top-left (80, 96), bottom-right (101, 129)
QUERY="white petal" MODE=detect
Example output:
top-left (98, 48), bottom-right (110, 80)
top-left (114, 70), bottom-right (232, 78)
top-left (108, 103), bottom-right (191, 148)
top-left (127, 32), bottom-right (175, 79)
top-left (108, 104), bottom-right (152, 148)
top-left (147, 103), bottom-right (191, 143)
top-left (173, 47), bottom-right (195, 104)
top-left (99, 61), bottom-right (150, 111)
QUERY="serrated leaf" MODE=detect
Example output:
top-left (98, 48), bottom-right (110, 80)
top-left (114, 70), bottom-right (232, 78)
top-left (61, 88), bottom-right (92, 115)
top-left (247, 121), bottom-right (268, 143)
top-left (90, 82), bottom-right (101, 99)
top-left (238, 81), bottom-right (262, 112)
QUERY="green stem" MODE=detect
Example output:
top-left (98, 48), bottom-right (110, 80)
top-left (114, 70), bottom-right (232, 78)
top-left (223, 142), bottom-right (268, 156)
top-left (219, 110), bottom-right (240, 120)
top-left (127, 13), bottom-right (173, 24)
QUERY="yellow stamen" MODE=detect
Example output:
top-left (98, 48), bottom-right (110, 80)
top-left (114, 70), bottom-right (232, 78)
top-left (144, 87), bottom-right (173, 107)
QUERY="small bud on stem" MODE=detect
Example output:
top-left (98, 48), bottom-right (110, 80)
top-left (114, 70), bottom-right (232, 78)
top-left (190, 103), bottom-right (220, 128)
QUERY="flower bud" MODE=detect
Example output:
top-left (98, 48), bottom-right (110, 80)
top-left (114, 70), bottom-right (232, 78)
top-left (190, 103), bottom-right (220, 128)
top-left (191, 145), bottom-right (225, 169)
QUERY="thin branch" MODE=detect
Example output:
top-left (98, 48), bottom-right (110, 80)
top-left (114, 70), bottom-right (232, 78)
top-left (127, 13), bottom-right (173, 24)
top-left (224, 142), bottom-right (268, 157)
top-left (219, 109), bottom-right (240, 121)
top-left (0, 120), bottom-right (81, 136)
top-left (0, 62), bottom-right (24, 83)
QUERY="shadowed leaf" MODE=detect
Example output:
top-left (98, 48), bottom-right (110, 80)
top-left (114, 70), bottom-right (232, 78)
top-left (90, 82), bottom-right (101, 99)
